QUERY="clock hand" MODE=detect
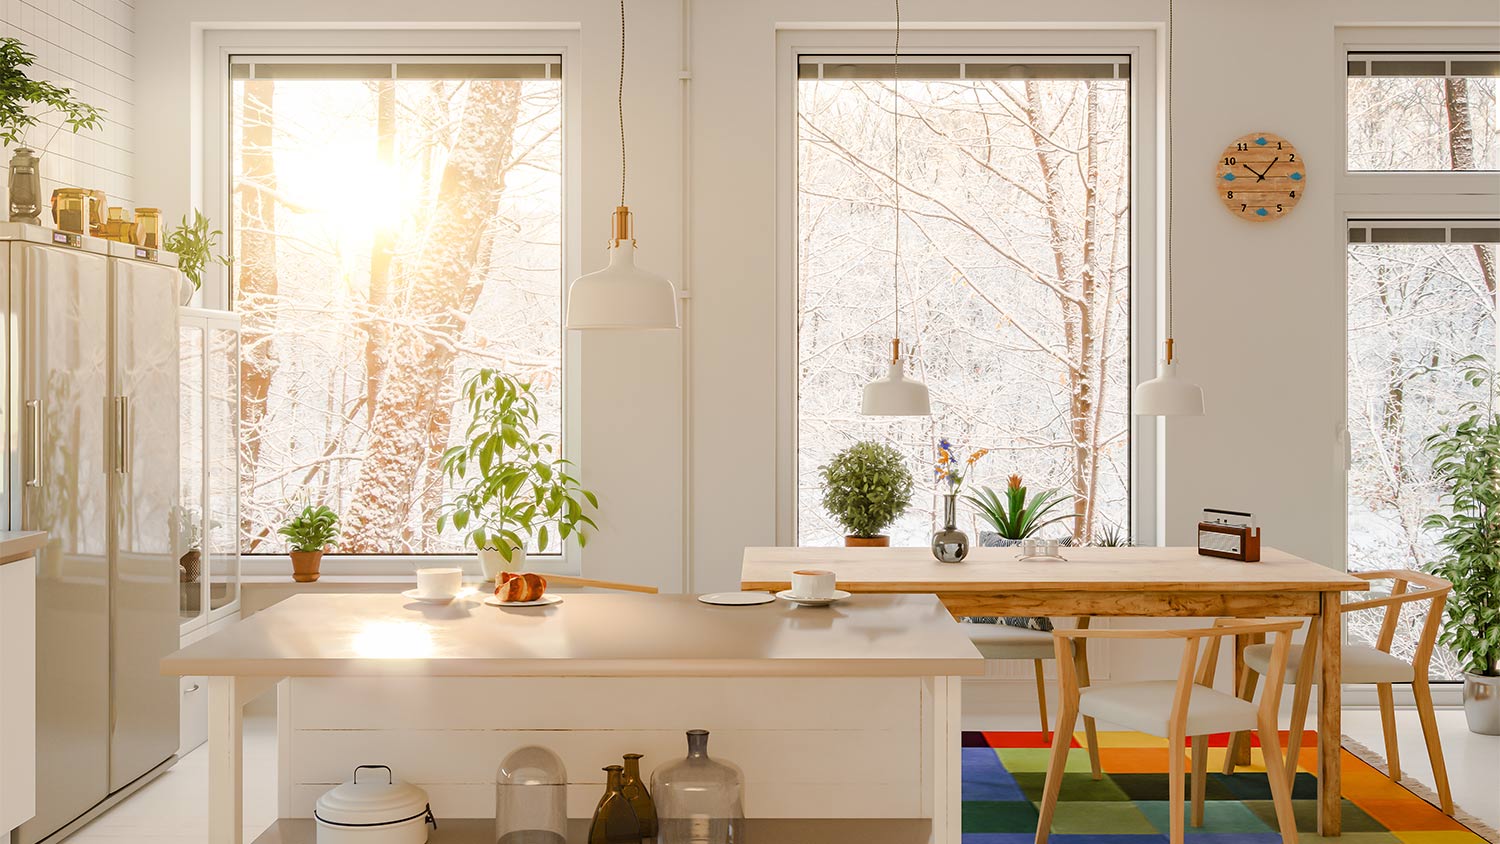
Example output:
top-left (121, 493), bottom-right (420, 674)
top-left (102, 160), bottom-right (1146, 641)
top-left (1254, 156), bottom-right (1279, 182)
top-left (1242, 163), bottom-right (1261, 179)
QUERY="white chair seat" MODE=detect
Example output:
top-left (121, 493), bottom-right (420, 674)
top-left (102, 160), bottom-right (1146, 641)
top-left (1079, 681), bottom-right (1259, 736)
top-left (1244, 642), bottom-right (1413, 685)
top-left (966, 623), bottom-right (1057, 660)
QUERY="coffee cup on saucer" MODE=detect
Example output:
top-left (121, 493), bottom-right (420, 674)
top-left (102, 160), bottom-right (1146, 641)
top-left (790, 569), bottom-right (837, 600)
top-left (415, 566), bottom-right (462, 600)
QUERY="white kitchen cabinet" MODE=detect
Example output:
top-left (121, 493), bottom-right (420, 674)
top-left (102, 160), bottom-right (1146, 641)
top-left (0, 553), bottom-right (37, 835)
top-left (178, 309), bottom-right (241, 635)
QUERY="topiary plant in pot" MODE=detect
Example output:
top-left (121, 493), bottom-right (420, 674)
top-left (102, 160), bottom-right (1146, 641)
top-left (820, 441), bottom-right (913, 547)
top-left (1424, 357), bottom-right (1500, 735)
top-left (279, 505), bottom-right (340, 583)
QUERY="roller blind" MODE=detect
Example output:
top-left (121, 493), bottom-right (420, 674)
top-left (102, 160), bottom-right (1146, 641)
top-left (1348, 220), bottom-right (1500, 244)
top-left (1347, 52), bottom-right (1500, 78)
top-left (797, 54), bottom-right (1129, 81)
top-left (229, 56), bottom-right (562, 81)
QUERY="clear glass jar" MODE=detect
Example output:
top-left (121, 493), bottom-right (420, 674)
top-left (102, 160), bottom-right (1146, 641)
top-left (495, 745), bottom-right (568, 844)
top-left (650, 730), bottom-right (746, 844)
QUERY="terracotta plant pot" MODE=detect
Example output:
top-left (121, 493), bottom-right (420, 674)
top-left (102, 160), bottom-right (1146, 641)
top-left (290, 549), bottom-right (324, 583)
top-left (845, 535), bottom-right (890, 547)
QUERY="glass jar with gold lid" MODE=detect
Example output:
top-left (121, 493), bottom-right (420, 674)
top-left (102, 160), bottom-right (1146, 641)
top-left (51, 188), bottom-right (94, 234)
top-left (134, 207), bottom-right (163, 248)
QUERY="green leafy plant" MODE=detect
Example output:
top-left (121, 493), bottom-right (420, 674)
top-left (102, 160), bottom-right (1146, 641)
top-left (967, 474), bottom-right (1077, 540)
top-left (0, 37), bottom-right (103, 149)
top-left (278, 505), bottom-right (340, 553)
top-left (163, 210), bottom-right (233, 291)
top-left (1091, 522), bottom-right (1132, 547)
top-left (820, 441), bottom-right (914, 538)
top-left (1424, 356), bottom-right (1500, 678)
top-left (437, 368), bottom-right (598, 560)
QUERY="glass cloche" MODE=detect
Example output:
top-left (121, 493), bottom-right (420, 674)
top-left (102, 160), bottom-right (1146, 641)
top-left (496, 745), bottom-right (568, 844)
top-left (651, 730), bottom-right (746, 844)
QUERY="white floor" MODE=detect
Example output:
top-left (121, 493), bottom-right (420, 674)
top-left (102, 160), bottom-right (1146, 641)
top-left (58, 707), bottom-right (1499, 842)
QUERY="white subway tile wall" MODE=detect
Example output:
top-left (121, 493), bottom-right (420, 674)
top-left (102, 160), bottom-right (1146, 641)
top-left (1, 0), bottom-right (133, 213)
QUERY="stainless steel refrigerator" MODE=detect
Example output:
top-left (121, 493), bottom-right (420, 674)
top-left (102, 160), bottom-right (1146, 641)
top-left (2, 224), bottom-right (181, 844)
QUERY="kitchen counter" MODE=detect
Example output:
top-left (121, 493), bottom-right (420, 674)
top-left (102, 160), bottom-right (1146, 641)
top-left (0, 531), bottom-right (47, 566)
top-left (164, 591), bottom-right (980, 843)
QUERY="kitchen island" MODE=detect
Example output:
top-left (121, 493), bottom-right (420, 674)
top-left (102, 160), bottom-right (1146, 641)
top-left (162, 591), bottom-right (984, 844)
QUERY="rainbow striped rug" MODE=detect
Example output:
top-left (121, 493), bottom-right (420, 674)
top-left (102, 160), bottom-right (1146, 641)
top-left (962, 730), bottom-right (1490, 843)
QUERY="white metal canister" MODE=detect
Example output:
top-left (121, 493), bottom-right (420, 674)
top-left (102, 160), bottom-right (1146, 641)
top-left (314, 765), bottom-right (436, 844)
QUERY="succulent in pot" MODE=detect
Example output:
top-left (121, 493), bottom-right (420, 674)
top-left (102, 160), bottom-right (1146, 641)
top-left (820, 441), bottom-right (913, 547)
top-left (1423, 356), bottom-right (1500, 734)
top-left (967, 474), bottom-right (1077, 543)
top-left (438, 368), bottom-right (598, 581)
top-left (279, 505), bottom-right (340, 583)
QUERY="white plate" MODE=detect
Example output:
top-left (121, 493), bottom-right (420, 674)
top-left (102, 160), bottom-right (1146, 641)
top-left (775, 589), bottom-right (852, 607)
top-left (401, 588), bottom-right (458, 605)
top-left (484, 593), bottom-right (563, 608)
top-left (697, 591), bottom-right (775, 606)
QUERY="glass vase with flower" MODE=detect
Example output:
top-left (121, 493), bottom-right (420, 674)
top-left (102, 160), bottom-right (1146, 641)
top-left (931, 438), bottom-right (987, 562)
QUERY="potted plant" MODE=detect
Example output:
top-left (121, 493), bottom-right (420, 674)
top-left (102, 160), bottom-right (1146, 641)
top-left (1, 37), bottom-right (104, 224)
top-left (820, 441), bottom-right (913, 547)
top-left (438, 368), bottom-right (598, 581)
top-left (1424, 356), bottom-right (1500, 735)
top-left (279, 505), bottom-right (340, 583)
top-left (966, 474), bottom-right (1077, 545)
top-left (163, 209), bottom-right (232, 305)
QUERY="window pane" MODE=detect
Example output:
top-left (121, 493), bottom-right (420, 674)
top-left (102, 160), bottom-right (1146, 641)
top-left (1346, 236), bottom-right (1496, 678)
top-left (231, 69), bottom-right (563, 555)
top-left (1347, 75), bottom-right (1498, 170)
top-left (797, 70), bottom-right (1130, 546)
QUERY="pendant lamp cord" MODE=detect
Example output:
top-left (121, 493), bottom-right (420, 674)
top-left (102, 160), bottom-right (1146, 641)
top-left (892, 0), bottom-right (902, 349)
top-left (1165, 0), bottom-right (1175, 353)
top-left (619, 0), bottom-right (628, 208)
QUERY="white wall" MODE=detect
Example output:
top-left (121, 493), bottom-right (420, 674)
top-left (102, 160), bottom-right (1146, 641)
top-left (1, 0), bottom-right (133, 209)
top-left (131, 0), bottom-right (1498, 611)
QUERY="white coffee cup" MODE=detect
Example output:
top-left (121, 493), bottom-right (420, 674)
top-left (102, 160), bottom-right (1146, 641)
top-left (791, 569), bottom-right (837, 600)
top-left (415, 566), bottom-right (462, 599)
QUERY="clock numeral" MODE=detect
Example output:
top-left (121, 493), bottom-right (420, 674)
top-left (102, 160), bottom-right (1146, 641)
top-left (1226, 190), bottom-right (1234, 199)
top-left (1289, 190), bottom-right (1296, 198)
top-left (1276, 142), bottom-right (1283, 150)
top-left (1241, 204), bottom-right (1247, 212)
top-left (1276, 203), bottom-right (1284, 212)
top-left (1236, 143), bottom-right (1249, 151)
top-left (1288, 153), bottom-right (1296, 162)
top-left (1224, 156), bottom-right (1236, 165)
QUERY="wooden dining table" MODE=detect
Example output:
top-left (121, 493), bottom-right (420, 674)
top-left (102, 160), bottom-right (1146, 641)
top-left (741, 544), bottom-right (1368, 836)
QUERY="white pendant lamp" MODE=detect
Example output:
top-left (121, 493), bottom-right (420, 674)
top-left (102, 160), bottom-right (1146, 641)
top-left (1134, 0), bottom-right (1204, 416)
top-left (565, 0), bottom-right (679, 331)
top-left (860, 0), bottom-right (931, 417)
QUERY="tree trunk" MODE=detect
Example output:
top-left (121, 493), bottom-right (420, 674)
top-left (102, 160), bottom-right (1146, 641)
top-left (236, 79), bottom-right (277, 545)
top-left (362, 80), bottom-right (399, 419)
top-left (342, 81), bottom-right (523, 553)
top-left (1443, 77), bottom-right (1498, 300)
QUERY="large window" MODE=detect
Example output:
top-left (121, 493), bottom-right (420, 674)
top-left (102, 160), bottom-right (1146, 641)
top-left (229, 57), bottom-right (563, 555)
top-left (1343, 49), bottom-right (1498, 678)
top-left (796, 56), bottom-right (1132, 546)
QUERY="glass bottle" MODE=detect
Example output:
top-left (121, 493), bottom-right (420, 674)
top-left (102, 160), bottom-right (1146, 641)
top-left (619, 753), bottom-right (657, 839)
top-left (931, 493), bottom-right (969, 563)
top-left (588, 765), bottom-right (643, 844)
top-left (651, 730), bottom-right (746, 844)
top-left (495, 745), bottom-right (567, 844)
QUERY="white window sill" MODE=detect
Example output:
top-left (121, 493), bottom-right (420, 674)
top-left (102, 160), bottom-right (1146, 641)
top-left (240, 554), bottom-right (581, 580)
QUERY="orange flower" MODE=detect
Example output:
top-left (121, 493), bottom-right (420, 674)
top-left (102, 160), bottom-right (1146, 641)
top-left (967, 448), bottom-right (989, 465)
top-left (1008, 474), bottom-right (1023, 491)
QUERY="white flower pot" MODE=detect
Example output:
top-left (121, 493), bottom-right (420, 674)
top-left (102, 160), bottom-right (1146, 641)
top-left (1463, 671), bottom-right (1500, 735)
top-left (477, 546), bottom-right (526, 581)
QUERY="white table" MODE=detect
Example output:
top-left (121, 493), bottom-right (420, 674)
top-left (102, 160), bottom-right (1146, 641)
top-left (162, 591), bottom-right (983, 844)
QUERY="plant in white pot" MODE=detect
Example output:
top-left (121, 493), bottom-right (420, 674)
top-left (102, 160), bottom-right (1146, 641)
top-left (1425, 356), bottom-right (1500, 735)
top-left (438, 368), bottom-right (597, 581)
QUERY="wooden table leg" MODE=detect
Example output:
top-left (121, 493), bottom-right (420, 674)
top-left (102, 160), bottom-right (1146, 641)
top-left (1318, 593), bottom-right (1343, 837)
top-left (1074, 617), bottom-right (1102, 780)
top-left (208, 676), bottom-right (243, 844)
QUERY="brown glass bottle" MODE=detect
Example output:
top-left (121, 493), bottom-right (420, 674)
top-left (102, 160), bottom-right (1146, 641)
top-left (619, 753), bottom-right (658, 839)
top-left (588, 765), bottom-right (643, 844)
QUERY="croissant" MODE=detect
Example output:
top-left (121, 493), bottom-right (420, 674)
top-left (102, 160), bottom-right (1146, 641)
top-left (495, 571), bottom-right (547, 602)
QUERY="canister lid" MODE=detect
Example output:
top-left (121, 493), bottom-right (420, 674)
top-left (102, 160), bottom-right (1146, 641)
top-left (314, 766), bottom-right (431, 827)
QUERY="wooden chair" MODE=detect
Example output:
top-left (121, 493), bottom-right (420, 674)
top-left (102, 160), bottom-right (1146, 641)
top-left (1035, 620), bottom-right (1303, 844)
top-left (1223, 570), bottom-right (1453, 815)
top-left (965, 619), bottom-right (1103, 777)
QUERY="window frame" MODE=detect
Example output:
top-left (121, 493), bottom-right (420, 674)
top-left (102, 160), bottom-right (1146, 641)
top-left (201, 28), bottom-right (583, 577)
top-left (774, 26), bottom-right (1161, 546)
top-left (1335, 25), bottom-right (1500, 690)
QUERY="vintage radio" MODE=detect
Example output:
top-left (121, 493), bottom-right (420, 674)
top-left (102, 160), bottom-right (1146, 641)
top-left (1197, 508), bottom-right (1261, 562)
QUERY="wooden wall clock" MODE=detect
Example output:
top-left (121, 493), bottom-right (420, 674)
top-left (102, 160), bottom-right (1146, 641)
top-left (1215, 131), bottom-right (1305, 221)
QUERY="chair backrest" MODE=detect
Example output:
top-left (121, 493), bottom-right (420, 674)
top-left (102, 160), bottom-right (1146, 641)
top-left (1344, 569), bottom-right (1452, 675)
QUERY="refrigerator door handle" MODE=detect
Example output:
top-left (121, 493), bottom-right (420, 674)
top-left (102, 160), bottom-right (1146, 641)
top-left (120, 395), bottom-right (132, 475)
top-left (25, 399), bottom-right (43, 488)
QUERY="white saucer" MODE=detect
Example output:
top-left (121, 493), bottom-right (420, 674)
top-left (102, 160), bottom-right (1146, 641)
top-left (401, 588), bottom-right (458, 605)
top-left (484, 593), bottom-right (563, 608)
top-left (697, 591), bottom-right (775, 606)
top-left (775, 589), bottom-right (851, 607)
